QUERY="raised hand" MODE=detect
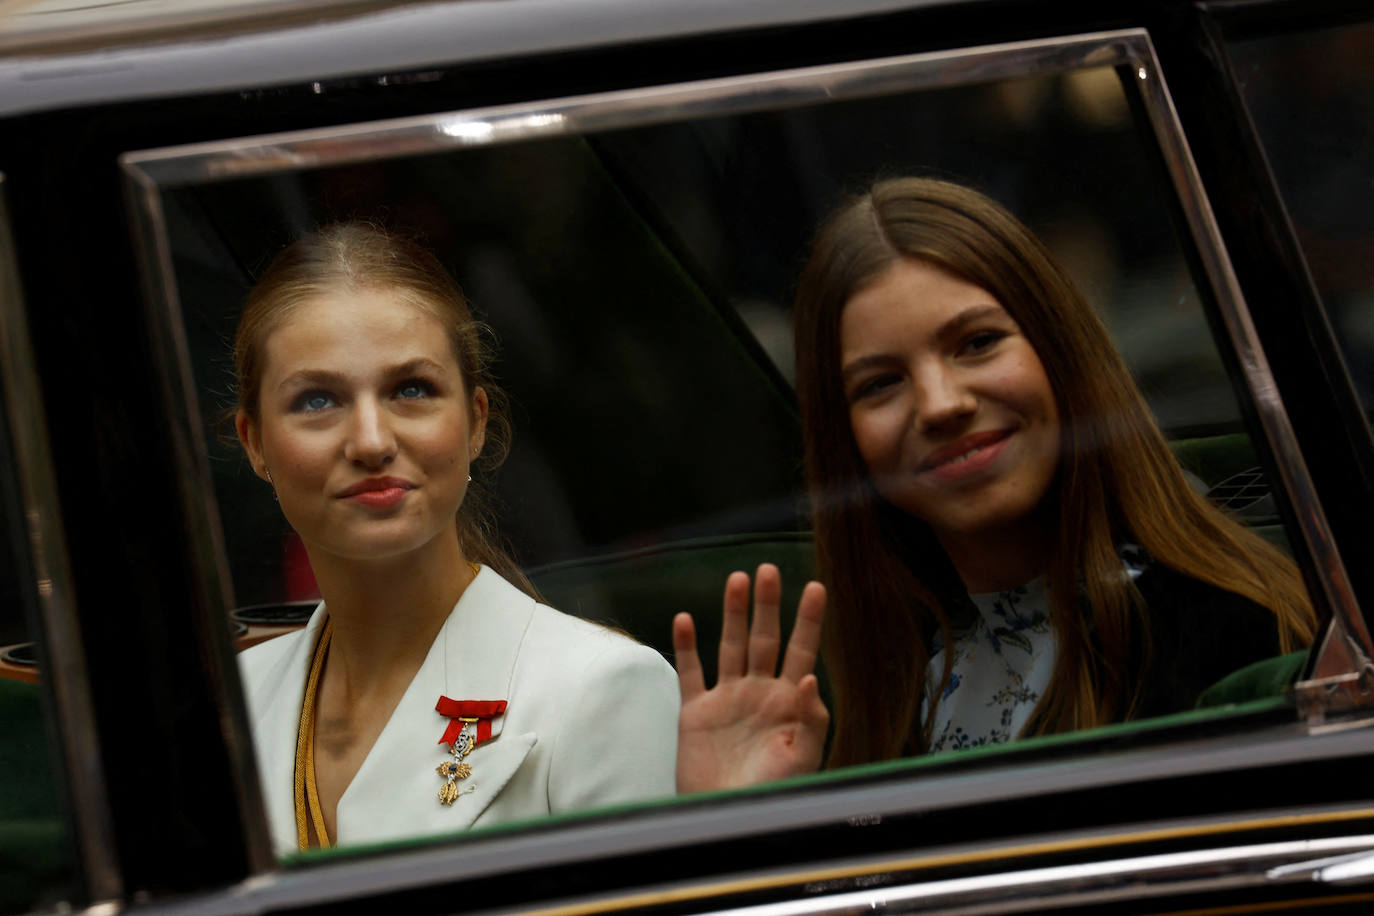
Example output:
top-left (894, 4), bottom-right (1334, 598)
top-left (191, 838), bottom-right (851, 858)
top-left (673, 563), bottom-right (828, 794)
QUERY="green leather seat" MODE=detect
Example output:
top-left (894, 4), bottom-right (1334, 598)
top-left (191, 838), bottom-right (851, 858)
top-left (1196, 650), bottom-right (1309, 708)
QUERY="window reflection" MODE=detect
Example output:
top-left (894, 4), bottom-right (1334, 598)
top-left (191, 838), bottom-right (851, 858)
top-left (0, 339), bottom-right (74, 913)
top-left (144, 51), bottom-right (1324, 854)
top-left (1229, 21), bottom-right (1374, 410)
top-left (0, 515), bottom-right (73, 913)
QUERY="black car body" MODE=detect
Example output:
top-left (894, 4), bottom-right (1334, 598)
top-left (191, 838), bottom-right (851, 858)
top-left (1, 1), bottom-right (1373, 913)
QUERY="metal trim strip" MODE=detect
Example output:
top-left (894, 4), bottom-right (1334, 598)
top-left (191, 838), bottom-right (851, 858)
top-left (134, 725), bottom-right (1374, 915)
top-left (119, 164), bottom-right (277, 874)
top-left (690, 836), bottom-right (1374, 916)
top-left (121, 29), bottom-right (1146, 185)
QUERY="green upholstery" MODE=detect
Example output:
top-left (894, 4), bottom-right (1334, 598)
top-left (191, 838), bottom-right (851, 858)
top-left (1169, 434), bottom-right (1290, 554)
top-left (1169, 432), bottom-right (1260, 488)
top-left (528, 532), bottom-right (816, 686)
top-left (0, 678), bottom-right (70, 912)
top-left (1196, 650), bottom-right (1309, 708)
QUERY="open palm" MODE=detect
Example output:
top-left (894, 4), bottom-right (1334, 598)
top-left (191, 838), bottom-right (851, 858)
top-left (673, 564), bottom-right (829, 793)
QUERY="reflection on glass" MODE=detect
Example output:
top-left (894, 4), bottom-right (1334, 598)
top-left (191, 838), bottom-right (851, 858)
top-left (0, 504), bottom-right (72, 910)
top-left (143, 51), bottom-right (1328, 855)
top-left (677, 179), bottom-right (1318, 789)
top-left (230, 225), bottom-right (677, 854)
top-left (0, 186), bottom-right (76, 910)
top-left (1229, 21), bottom-right (1374, 410)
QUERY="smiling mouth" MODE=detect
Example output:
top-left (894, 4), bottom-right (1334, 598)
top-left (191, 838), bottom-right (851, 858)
top-left (937, 444), bottom-right (990, 468)
top-left (337, 477), bottom-right (415, 499)
top-left (919, 430), bottom-right (1012, 472)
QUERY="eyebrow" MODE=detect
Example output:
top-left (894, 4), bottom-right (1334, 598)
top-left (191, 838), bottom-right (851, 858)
top-left (840, 303), bottom-right (1010, 383)
top-left (275, 358), bottom-right (448, 392)
top-left (939, 303), bottom-right (1008, 337)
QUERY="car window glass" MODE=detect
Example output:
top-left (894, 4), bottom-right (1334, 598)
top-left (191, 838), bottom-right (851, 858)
top-left (1228, 19), bottom-right (1374, 411)
top-left (0, 191), bottom-right (77, 914)
top-left (0, 460), bottom-right (74, 914)
top-left (128, 36), bottom-right (1325, 857)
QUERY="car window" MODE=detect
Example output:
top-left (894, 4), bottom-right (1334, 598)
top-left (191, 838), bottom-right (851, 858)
top-left (123, 30), bottom-right (1335, 858)
top-left (0, 177), bottom-right (80, 914)
top-left (1226, 18), bottom-right (1374, 413)
top-left (0, 442), bottom-right (72, 914)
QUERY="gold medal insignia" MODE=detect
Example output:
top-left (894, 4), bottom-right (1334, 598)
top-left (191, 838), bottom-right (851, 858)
top-left (436, 722), bottom-right (477, 806)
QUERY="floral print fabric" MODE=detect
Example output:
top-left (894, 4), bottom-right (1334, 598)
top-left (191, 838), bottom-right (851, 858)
top-left (924, 578), bottom-right (1055, 752)
top-left (923, 545), bottom-right (1151, 752)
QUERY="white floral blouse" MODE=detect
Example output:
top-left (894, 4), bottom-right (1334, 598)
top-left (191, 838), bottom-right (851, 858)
top-left (923, 546), bottom-right (1149, 752)
top-left (923, 578), bottom-right (1055, 752)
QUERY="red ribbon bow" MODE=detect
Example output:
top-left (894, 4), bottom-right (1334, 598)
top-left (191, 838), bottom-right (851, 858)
top-left (435, 697), bottom-right (507, 747)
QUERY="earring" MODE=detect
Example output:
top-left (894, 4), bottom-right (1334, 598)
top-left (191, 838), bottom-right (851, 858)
top-left (466, 474), bottom-right (472, 483)
top-left (265, 467), bottom-right (278, 501)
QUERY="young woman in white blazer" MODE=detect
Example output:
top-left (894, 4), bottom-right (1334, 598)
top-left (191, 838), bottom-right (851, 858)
top-left (233, 223), bottom-right (677, 855)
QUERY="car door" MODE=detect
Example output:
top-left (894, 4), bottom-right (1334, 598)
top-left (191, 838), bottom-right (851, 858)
top-left (1, 1), bottom-right (1372, 913)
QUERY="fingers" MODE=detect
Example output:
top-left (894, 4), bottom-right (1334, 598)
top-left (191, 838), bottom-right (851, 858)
top-left (672, 612), bottom-right (706, 700)
top-left (797, 674), bottom-right (830, 726)
top-left (746, 564), bottom-right (782, 677)
top-left (780, 581), bottom-right (826, 683)
top-left (720, 567), bottom-right (825, 683)
top-left (717, 570), bottom-right (751, 682)
top-left (796, 673), bottom-right (831, 773)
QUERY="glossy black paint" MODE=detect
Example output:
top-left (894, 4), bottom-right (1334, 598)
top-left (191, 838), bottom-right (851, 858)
top-left (3, 124), bottom-right (250, 895)
top-left (173, 713), bottom-right (1374, 915)
top-left (0, 0), bottom-right (1370, 908)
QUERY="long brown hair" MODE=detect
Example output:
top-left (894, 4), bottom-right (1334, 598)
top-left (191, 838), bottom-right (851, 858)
top-left (796, 178), bottom-right (1317, 768)
top-left (233, 221), bottom-right (539, 598)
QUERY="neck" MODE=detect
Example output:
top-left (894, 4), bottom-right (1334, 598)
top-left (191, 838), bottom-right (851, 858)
top-left (937, 517), bottom-right (1051, 594)
top-left (306, 532), bottom-right (475, 697)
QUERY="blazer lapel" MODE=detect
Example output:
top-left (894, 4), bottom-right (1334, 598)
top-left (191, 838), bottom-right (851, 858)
top-left (245, 603), bottom-right (328, 857)
top-left (335, 567), bottom-right (539, 843)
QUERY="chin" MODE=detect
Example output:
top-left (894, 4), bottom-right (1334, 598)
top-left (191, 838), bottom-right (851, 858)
top-left (928, 500), bottom-right (1048, 541)
top-left (312, 527), bottom-right (448, 564)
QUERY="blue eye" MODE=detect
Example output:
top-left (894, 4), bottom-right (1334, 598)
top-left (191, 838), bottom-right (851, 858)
top-left (396, 379), bottom-right (434, 400)
top-left (294, 391), bottom-right (336, 412)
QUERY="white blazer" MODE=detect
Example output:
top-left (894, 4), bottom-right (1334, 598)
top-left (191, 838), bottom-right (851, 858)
top-left (239, 566), bottom-right (679, 856)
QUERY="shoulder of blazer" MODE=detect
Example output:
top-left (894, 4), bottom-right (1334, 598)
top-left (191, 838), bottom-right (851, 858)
top-left (237, 603), bottom-right (326, 719)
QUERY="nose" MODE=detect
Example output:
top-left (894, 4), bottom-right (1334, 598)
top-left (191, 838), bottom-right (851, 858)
top-left (912, 361), bottom-right (976, 432)
top-left (343, 397), bottom-right (397, 468)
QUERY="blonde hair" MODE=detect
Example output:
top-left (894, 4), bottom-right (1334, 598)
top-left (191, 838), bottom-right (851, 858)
top-left (234, 222), bottom-right (537, 597)
top-left (795, 178), bottom-right (1317, 767)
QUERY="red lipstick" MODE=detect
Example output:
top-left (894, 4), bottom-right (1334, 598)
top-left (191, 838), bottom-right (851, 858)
top-left (338, 476), bottom-right (414, 510)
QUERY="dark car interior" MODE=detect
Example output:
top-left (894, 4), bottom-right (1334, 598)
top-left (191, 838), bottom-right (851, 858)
top-left (155, 67), bottom-right (1294, 685)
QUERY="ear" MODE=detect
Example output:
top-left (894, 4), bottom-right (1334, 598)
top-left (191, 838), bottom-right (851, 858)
top-left (468, 387), bottom-right (489, 461)
top-left (235, 409), bottom-right (271, 483)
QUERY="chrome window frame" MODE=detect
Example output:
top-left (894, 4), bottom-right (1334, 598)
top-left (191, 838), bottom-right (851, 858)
top-left (116, 26), bottom-right (1371, 879)
top-left (694, 834), bottom-right (1374, 916)
top-left (0, 174), bottom-right (121, 904)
